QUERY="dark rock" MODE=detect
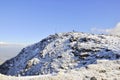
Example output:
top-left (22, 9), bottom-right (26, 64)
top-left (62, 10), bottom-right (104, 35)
top-left (99, 70), bottom-right (106, 73)
top-left (90, 77), bottom-right (97, 80)
top-left (69, 36), bottom-right (78, 42)
top-left (57, 56), bottom-right (62, 58)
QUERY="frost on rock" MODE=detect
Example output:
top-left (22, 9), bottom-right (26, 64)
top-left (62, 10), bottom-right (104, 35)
top-left (0, 32), bottom-right (120, 76)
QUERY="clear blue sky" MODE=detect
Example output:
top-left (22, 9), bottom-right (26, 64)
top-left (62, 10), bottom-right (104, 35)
top-left (0, 0), bottom-right (120, 44)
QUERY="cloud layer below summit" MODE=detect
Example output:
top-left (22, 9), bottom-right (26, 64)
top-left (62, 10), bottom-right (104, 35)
top-left (0, 42), bottom-right (26, 63)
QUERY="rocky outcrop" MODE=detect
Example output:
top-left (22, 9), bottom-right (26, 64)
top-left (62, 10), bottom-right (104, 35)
top-left (0, 32), bottom-right (120, 76)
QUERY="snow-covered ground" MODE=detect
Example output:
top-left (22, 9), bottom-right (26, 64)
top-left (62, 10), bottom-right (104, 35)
top-left (0, 60), bottom-right (120, 80)
top-left (0, 32), bottom-right (120, 80)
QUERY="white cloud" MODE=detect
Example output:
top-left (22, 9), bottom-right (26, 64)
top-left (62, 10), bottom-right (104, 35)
top-left (91, 27), bottom-right (111, 34)
top-left (91, 22), bottom-right (120, 35)
top-left (109, 22), bottom-right (120, 35)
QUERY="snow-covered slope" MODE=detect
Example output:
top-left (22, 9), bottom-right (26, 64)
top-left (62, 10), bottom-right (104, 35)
top-left (0, 32), bottom-right (120, 76)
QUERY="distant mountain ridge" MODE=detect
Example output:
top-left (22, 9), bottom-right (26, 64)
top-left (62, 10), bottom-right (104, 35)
top-left (0, 32), bottom-right (120, 76)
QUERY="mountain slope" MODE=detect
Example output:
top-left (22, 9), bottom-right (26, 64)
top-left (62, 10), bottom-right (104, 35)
top-left (0, 60), bottom-right (120, 80)
top-left (0, 32), bottom-right (120, 76)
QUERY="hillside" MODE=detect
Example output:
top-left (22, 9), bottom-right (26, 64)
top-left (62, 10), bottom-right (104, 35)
top-left (0, 32), bottom-right (120, 79)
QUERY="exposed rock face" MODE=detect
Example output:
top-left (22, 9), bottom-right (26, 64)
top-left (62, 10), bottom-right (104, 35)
top-left (0, 32), bottom-right (120, 76)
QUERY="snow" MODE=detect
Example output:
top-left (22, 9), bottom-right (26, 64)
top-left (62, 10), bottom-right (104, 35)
top-left (0, 60), bottom-right (120, 80)
top-left (0, 32), bottom-right (120, 79)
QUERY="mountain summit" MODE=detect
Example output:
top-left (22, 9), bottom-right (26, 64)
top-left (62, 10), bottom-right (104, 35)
top-left (0, 32), bottom-right (120, 76)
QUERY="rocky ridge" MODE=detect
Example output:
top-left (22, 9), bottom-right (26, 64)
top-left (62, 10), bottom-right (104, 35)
top-left (0, 32), bottom-right (120, 76)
